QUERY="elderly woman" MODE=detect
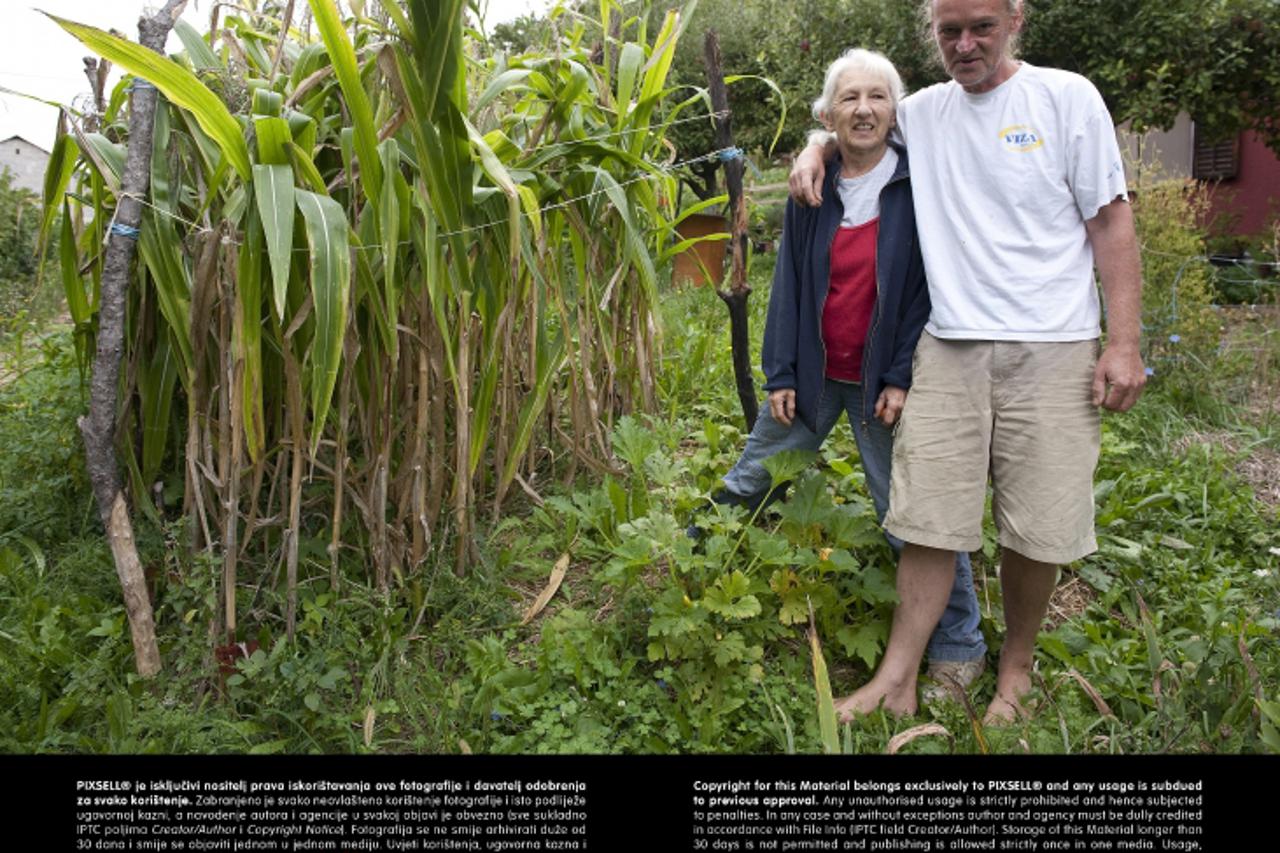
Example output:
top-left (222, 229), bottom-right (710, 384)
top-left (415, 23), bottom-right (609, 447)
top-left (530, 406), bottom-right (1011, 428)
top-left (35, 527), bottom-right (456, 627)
top-left (702, 49), bottom-right (987, 711)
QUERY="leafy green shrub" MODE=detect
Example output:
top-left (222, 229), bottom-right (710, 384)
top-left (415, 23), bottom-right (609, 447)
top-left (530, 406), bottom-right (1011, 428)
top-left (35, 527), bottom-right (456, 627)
top-left (0, 337), bottom-right (88, 542)
top-left (1132, 179), bottom-right (1221, 376)
top-left (460, 405), bottom-right (898, 751)
top-left (0, 169), bottom-right (60, 332)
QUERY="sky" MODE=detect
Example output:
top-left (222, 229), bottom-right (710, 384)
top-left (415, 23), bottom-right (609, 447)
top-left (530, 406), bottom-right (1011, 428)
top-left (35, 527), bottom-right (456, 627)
top-left (0, 0), bottom-right (555, 151)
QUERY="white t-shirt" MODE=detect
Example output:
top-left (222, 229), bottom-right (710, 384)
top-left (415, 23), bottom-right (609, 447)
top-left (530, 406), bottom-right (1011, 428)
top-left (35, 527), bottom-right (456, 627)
top-left (835, 147), bottom-right (898, 227)
top-left (897, 63), bottom-right (1128, 341)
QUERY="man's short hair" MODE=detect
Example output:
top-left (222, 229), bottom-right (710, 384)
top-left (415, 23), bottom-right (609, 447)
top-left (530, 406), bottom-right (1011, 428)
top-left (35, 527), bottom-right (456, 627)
top-left (920, 0), bottom-right (1022, 21)
top-left (810, 48), bottom-right (906, 122)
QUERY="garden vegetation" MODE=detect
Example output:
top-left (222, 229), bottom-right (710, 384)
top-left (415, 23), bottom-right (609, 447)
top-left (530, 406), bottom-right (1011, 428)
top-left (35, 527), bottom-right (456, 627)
top-left (0, 0), bottom-right (1277, 755)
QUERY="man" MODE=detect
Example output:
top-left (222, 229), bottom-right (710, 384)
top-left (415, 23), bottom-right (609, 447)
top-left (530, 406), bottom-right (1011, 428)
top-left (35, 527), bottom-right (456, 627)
top-left (789, 0), bottom-right (1145, 724)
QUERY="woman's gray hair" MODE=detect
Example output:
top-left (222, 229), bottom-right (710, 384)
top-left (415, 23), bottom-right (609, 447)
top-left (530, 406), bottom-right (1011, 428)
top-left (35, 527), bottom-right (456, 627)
top-left (810, 48), bottom-right (906, 122)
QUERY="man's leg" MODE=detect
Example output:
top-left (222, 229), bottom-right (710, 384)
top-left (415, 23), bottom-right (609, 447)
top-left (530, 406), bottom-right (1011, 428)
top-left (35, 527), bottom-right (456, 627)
top-left (986, 339), bottom-right (1103, 722)
top-left (986, 549), bottom-right (1058, 723)
top-left (834, 543), bottom-right (954, 720)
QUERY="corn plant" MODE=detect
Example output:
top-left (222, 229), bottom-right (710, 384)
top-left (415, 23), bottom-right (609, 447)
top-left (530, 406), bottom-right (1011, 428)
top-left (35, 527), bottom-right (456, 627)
top-left (43, 0), bottom-right (704, 641)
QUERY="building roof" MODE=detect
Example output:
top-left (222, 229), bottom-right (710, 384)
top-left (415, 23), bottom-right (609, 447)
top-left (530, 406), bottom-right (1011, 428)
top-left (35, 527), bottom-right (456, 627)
top-left (0, 135), bottom-right (50, 153)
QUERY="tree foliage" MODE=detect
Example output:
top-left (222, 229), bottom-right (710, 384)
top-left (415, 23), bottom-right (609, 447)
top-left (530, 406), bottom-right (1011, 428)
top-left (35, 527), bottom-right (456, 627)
top-left (652, 0), bottom-right (1280, 167)
top-left (1022, 0), bottom-right (1280, 151)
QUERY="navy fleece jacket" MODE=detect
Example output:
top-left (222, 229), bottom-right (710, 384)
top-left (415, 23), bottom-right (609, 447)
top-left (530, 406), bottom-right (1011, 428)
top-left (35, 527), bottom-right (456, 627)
top-left (760, 142), bottom-right (930, 432)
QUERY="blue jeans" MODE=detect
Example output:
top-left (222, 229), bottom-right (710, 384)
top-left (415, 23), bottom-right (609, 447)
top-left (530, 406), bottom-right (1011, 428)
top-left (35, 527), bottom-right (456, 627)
top-left (722, 379), bottom-right (986, 663)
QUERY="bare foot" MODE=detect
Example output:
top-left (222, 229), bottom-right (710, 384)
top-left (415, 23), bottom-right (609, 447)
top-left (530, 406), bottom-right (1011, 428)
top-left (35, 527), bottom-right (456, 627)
top-left (983, 662), bottom-right (1035, 726)
top-left (982, 691), bottom-right (1029, 726)
top-left (834, 679), bottom-right (917, 723)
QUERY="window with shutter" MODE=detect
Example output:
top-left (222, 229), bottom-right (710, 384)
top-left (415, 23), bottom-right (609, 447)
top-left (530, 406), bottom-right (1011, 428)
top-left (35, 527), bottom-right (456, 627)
top-left (1192, 127), bottom-right (1240, 180)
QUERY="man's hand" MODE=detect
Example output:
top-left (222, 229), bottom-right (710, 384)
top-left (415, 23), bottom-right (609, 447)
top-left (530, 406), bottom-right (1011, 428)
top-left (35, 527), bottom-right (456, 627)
top-left (874, 385), bottom-right (907, 426)
top-left (1092, 344), bottom-right (1145, 411)
top-left (788, 139), bottom-right (832, 207)
top-left (1085, 199), bottom-right (1146, 412)
top-left (768, 389), bottom-right (797, 427)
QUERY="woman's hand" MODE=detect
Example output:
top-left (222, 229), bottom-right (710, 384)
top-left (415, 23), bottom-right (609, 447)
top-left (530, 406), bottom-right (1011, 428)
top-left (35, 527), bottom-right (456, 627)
top-left (874, 385), bottom-right (907, 427)
top-left (768, 389), bottom-right (797, 427)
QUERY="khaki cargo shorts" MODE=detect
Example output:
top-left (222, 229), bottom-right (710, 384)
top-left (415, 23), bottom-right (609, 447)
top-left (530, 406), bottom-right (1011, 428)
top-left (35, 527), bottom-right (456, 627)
top-left (884, 332), bottom-right (1102, 565)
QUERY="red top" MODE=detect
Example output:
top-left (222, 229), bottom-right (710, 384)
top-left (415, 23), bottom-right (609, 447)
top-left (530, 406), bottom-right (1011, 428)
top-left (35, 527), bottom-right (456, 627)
top-left (823, 219), bottom-right (878, 382)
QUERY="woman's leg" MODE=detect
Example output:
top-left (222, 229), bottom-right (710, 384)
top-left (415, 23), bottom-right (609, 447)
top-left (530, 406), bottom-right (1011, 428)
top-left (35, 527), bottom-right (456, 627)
top-left (720, 383), bottom-right (844, 503)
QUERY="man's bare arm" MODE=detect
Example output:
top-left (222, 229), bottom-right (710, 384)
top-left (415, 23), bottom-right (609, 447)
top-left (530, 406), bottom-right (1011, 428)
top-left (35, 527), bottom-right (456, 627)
top-left (1085, 198), bottom-right (1146, 412)
top-left (787, 132), bottom-right (838, 207)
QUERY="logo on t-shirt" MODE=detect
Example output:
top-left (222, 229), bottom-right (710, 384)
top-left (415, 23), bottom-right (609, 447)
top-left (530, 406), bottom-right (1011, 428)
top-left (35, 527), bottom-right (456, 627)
top-left (999, 124), bottom-right (1044, 152)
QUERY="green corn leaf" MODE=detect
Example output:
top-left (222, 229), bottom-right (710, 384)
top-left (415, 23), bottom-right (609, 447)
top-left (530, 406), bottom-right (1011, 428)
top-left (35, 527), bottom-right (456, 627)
top-left (79, 132), bottom-right (125, 189)
top-left (377, 0), bottom-right (414, 43)
top-left (584, 166), bottom-right (657, 299)
top-left (287, 141), bottom-right (328, 194)
top-left (667, 193), bottom-right (729, 231)
top-left (378, 139), bottom-right (401, 357)
top-left (39, 135), bottom-right (79, 257)
top-left (725, 74), bottom-right (788, 156)
top-left (295, 189), bottom-right (351, 451)
top-left (253, 164), bottom-right (296, 319)
top-left (144, 101), bottom-right (195, 386)
top-left (254, 116), bottom-right (293, 165)
top-left (137, 211), bottom-right (195, 381)
top-left (551, 61), bottom-right (591, 127)
top-left (353, 222), bottom-right (392, 355)
top-left (285, 110), bottom-right (318, 154)
top-left (251, 88), bottom-right (284, 118)
top-left (469, 348), bottom-right (500, 476)
top-left (120, 432), bottom-right (164, 529)
top-left (291, 42), bottom-right (330, 85)
top-left (658, 232), bottom-right (731, 264)
top-left (59, 202), bottom-right (90, 326)
top-left (139, 333), bottom-right (179, 484)
top-left (473, 69), bottom-right (535, 113)
top-left (173, 19), bottom-right (219, 71)
top-left (48, 15), bottom-right (252, 180)
top-left (499, 328), bottom-right (566, 495)
top-left (308, 0), bottom-right (382, 203)
top-left (238, 207), bottom-right (267, 461)
top-left (629, 10), bottom-right (683, 153)
top-left (615, 43), bottom-right (644, 123)
top-left (406, 0), bottom-right (466, 118)
top-left (466, 118), bottom-right (518, 199)
top-left (517, 185), bottom-right (542, 242)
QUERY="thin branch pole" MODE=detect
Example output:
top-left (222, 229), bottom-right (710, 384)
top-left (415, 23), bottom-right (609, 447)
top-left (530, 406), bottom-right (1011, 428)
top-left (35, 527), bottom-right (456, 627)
top-left (703, 30), bottom-right (758, 431)
top-left (77, 0), bottom-right (189, 679)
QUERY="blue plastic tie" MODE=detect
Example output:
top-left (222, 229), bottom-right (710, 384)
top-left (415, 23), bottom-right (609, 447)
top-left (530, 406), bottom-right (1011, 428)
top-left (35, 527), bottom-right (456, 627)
top-left (718, 147), bottom-right (744, 162)
top-left (110, 223), bottom-right (141, 240)
top-left (127, 79), bottom-right (156, 93)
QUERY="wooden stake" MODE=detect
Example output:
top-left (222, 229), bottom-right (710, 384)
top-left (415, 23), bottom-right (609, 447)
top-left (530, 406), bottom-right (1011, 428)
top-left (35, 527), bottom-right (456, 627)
top-left (703, 30), bottom-right (759, 432)
top-left (78, 0), bottom-right (189, 679)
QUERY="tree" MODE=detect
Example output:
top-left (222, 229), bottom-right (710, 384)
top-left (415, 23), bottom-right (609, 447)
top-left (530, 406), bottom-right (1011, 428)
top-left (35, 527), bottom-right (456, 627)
top-left (1022, 0), bottom-right (1280, 151)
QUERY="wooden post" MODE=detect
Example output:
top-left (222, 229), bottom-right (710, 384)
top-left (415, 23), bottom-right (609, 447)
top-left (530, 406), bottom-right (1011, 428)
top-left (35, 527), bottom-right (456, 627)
top-left (703, 30), bottom-right (758, 432)
top-left (78, 0), bottom-right (190, 679)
